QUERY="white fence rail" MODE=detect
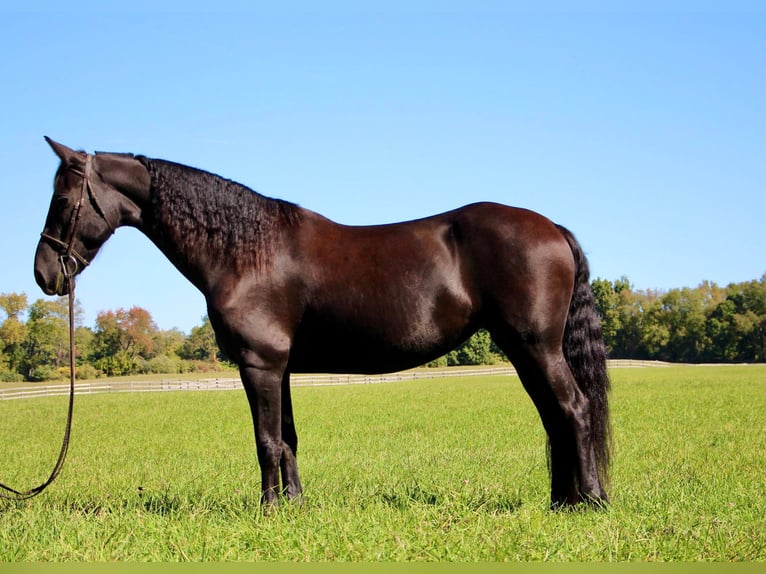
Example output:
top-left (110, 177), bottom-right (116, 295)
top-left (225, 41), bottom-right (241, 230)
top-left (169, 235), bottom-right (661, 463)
top-left (0, 367), bottom-right (519, 401)
top-left (0, 360), bottom-right (676, 402)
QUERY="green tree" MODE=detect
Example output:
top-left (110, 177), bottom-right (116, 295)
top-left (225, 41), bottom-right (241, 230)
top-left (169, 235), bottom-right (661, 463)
top-left (446, 329), bottom-right (499, 366)
top-left (729, 276), bottom-right (766, 361)
top-left (639, 294), bottom-right (670, 359)
top-left (592, 276), bottom-right (632, 354)
top-left (706, 276), bottom-right (766, 361)
top-left (22, 298), bottom-right (71, 380)
top-left (613, 286), bottom-right (647, 358)
top-left (178, 316), bottom-right (221, 365)
top-left (153, 328), bottom-right (186, 358)
top-left (90, 306), bottom-right (159, 376)
top-left (0, 292), bottom-right (28, 377)
top-left (655, 287), bottom-right (713, 362)
top-left (141, 328), bottom-right (186, 374)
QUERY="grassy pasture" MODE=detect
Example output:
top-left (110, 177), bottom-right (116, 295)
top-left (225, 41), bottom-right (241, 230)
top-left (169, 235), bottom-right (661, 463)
top-left (0, 365), bottom-right (763, 561)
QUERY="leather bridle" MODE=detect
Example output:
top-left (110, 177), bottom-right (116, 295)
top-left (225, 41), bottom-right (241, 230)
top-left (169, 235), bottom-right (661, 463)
top-left (39, 154), bottom-right (115, 279)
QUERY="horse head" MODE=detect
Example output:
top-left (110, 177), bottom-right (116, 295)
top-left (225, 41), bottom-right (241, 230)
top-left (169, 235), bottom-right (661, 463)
top-left (34, 137), bottom-right (148, 295)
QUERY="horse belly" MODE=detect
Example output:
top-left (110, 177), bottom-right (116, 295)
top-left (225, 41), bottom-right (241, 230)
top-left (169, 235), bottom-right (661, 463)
top-left (287, 333), bottom-right (440, 374)
top-left (287, 289), bottom-right (475, 375)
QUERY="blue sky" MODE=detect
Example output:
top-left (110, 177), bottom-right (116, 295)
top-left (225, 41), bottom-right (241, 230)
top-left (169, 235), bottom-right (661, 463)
top-left (1, 3), bottom-right (763, 333)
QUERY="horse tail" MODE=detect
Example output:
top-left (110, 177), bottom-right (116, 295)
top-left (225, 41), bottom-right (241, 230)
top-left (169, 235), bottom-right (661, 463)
top-left (556, 224), bottom-right (612, 490)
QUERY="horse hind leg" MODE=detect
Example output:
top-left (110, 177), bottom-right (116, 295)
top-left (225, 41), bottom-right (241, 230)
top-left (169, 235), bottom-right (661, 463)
top-left (491, 330), bottom-right (606, 509)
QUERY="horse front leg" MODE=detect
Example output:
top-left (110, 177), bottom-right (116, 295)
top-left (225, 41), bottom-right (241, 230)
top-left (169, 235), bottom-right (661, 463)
top-left (280, 370), bottom-right (303, 501)
top-left (240, 364), bottom-right (285, 508)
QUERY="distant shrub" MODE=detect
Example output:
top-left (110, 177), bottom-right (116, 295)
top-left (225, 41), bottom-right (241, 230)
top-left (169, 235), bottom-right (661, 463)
top-left (145, 355), bottom-right (182, 374)
top-left (73, 363), bottom-right (99, 380)
top-left (0, 369), bottom-right (24, 382)
top-left (425, 356), bottom-right (448, 368)
top-left (179, 359), bottom-right (228, 373)
top-left (27, 366), bottom-right (59, 382)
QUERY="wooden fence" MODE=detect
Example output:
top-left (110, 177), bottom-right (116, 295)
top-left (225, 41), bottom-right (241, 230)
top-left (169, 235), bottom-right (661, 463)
top-left (0, 360), bottom-right (674, 401)
top-left (0, 367), bottom-right (519, 401)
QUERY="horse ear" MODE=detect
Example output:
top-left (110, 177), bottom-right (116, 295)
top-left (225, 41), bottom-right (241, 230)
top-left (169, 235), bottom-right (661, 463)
top-left (44, 136), bottom-right (78, 163)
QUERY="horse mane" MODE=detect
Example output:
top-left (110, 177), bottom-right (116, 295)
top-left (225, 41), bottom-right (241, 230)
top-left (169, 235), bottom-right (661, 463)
top-left (140, 157), bottom-right (302, 272)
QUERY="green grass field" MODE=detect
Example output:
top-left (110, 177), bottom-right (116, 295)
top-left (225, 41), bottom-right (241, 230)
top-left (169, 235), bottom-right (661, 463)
top-left (0, 365), bottom-right (763, 561)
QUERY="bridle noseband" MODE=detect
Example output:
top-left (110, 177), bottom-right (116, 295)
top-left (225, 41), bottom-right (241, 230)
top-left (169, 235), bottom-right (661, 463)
top-left (40, 154), bottom-right (115, 278)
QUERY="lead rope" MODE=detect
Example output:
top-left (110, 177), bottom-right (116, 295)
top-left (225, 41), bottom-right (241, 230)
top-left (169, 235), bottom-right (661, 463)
top-left (0, 274), bottom-right (76, 501)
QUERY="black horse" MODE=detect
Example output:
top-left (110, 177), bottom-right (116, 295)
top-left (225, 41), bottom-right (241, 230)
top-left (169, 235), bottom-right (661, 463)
top-left (34, 138), bottom-right (611, 509)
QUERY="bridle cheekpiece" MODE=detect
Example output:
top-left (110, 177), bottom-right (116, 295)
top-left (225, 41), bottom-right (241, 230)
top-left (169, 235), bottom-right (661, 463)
top-left (40, 154), bottom-right (115, 280)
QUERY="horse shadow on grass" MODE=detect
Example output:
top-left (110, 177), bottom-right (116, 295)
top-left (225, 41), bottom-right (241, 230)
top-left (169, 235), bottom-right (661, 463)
top-left (47, 486), bottom-right (262, 518)
top-left (378, 479), bottom-right (523, 515)
top-left (41, 482), bottom-right (523, 517)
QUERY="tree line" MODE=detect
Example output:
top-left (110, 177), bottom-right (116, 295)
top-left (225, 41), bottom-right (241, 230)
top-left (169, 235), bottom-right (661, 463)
top-left (0, 295), bottom-right (223, 382)
top-left (592, 275), bottom-right (765, 363)
top-left (1, 274), bottom-right (763, 382)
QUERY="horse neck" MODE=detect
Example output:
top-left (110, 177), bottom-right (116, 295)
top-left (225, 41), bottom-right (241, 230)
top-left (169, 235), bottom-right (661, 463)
top-left (135, 158), bottom-right (239, 293)
top-left (89, 153), bottom-right (212, 292)
top-left (121, 157), bottom-right (303, 294)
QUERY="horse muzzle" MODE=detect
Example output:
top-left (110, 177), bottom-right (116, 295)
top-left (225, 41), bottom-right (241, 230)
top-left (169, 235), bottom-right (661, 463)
top-left (34, 243), bottom-right (73, 296)
top-left (34, 266), bottom-right (68, 296)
